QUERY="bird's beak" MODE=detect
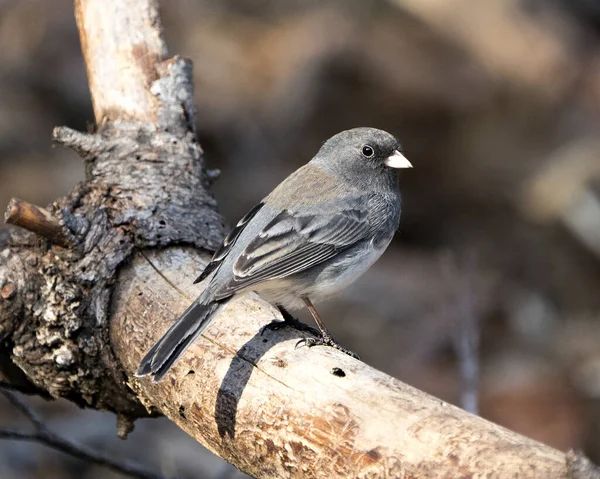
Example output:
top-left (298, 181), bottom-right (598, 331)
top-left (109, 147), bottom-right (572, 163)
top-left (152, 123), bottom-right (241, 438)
top-left (385, 150), bottom-right (412, 169)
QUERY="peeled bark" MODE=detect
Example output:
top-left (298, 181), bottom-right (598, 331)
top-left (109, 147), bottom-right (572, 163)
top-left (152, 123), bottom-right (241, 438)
top-left (112, 247), bottom-right (568, 478)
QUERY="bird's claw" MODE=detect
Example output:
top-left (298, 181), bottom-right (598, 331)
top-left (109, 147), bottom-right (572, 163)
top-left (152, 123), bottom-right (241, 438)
top-left (295, 336), bottom-right (360, 360)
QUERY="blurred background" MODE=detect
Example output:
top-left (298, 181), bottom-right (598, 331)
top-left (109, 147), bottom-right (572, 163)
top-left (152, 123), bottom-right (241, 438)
top-left (2, 0), bottom-right (600, 477)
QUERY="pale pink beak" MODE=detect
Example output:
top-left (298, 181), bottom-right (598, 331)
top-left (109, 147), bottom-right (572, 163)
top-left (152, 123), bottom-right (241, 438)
top-left (385, 150), bottom-right (412, 168)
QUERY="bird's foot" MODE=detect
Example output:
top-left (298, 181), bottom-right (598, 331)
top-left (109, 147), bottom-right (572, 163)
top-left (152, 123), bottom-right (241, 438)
top-left (261, 316), bottom-right (321, 337)
top-left (295, 335), bottom-right (361, 360)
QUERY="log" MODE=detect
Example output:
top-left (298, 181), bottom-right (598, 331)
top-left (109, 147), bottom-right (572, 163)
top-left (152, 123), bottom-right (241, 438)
top-left (112, 247), bottom-right (568, 478)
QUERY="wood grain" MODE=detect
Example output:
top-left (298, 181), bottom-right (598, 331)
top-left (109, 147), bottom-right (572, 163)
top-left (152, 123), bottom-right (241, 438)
top-left (75, 0), bottom-right (167, 124)
top-left (111, 247), bottom-right (568, 478)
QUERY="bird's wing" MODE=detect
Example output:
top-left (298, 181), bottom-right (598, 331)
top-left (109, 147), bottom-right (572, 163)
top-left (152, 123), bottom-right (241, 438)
top-left (193, 202), bottom-right (264, 284)
top-left (212, 198), bottom-right (371, 300)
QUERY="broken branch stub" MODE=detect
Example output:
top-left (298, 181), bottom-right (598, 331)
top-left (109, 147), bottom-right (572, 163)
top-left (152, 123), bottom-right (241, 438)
top-left (4, 198), bottom-right (74, 248)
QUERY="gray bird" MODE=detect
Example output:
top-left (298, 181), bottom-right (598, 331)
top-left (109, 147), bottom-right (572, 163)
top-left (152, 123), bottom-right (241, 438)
top-left (136, 127), bottom-right (412, 382)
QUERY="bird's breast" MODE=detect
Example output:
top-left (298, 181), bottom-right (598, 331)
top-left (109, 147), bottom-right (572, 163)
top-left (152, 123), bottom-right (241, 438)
top-left (254, 232), bottom-right (393, 310)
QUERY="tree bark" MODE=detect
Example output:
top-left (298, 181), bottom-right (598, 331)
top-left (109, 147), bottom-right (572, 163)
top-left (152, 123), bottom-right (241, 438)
top-left (0, 0), bottom-right (577, 477)
top-left (112, 247), bottom-right (568, 478)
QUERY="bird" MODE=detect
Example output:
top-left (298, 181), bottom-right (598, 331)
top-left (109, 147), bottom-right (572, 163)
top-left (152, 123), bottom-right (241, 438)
top-left (136, 127), bottom-right (412, 382)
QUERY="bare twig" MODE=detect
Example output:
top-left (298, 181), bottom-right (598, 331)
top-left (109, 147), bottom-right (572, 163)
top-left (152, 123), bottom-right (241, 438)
top-left (0, 387), bottom-right (175, 479)
top-left (0, 388), bottom-right (44, 430)
top-left (4, 198), bottom-right (72, 247)
top-left (0, 427), bottom-right (172, 479)
top-left (456, 254), bottom-right (480, 415)
top-left (442, 252), bottom-right (481, 415)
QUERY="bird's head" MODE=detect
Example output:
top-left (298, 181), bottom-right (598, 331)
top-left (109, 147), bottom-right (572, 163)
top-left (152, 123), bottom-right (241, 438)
top-left (313, 127), bottom-right (412, 188)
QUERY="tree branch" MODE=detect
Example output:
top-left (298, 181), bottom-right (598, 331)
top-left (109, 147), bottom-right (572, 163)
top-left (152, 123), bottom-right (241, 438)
top-left (75, 0), bottom-right (167, 124)
top-left (0, 387), bottom-right (174, 479)
top-left (4, 198), bottom-right (76, 248)
top-left (0, 387), bottom-right (44, 430)
top-left (0, 427), bottom-right (171, 479)
top-left (111, 248), bottom-right (569, 478)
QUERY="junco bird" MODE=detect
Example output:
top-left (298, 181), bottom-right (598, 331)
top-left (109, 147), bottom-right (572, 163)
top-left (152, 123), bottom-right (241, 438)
top-left (137, 127), bottom-right (412, 382)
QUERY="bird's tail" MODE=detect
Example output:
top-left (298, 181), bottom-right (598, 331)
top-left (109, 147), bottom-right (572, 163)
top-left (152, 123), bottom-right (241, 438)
top-left (136, 300), bottom-right (220, 382)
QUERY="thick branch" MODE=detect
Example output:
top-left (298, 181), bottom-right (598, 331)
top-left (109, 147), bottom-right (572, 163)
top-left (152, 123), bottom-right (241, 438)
top-left (0, 1), bottom-right (221, 415)
top-left (110, 247), bottom-right (568, 478)
top-left (75, 0), bottom-right (167, 124)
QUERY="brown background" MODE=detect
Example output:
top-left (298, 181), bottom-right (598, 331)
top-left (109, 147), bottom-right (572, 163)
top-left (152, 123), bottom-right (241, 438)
top-left (1, 0), bottom-right (600, 477)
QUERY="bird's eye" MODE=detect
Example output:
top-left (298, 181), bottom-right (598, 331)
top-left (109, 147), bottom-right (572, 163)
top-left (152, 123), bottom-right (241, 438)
top-left (362, 145), bottom-right (375, 158)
